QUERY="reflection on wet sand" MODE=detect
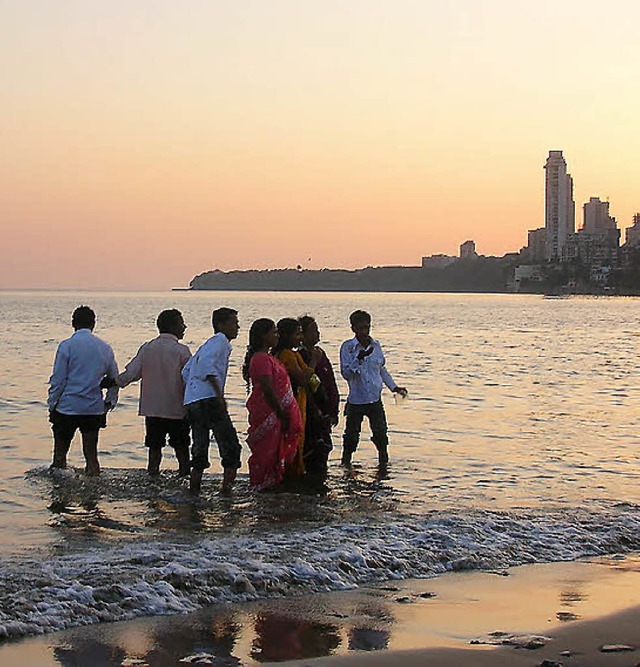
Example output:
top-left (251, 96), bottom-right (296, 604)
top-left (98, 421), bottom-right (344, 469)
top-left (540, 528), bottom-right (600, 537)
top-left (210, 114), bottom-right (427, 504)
top-left (251, 614), bottom-right (340, 661)
top-left (31, 585), bottom-right (398, 666)
top-left (3, 559), bottom-right (640, 667)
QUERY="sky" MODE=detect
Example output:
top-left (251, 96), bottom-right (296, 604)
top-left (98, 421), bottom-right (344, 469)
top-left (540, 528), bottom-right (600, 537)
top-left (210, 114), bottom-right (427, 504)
top-left (1, 0), bottom-right (638, 290)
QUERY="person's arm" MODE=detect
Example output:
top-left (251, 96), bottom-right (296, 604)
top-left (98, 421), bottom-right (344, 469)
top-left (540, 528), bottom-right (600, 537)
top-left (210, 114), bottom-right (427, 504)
top-left (379, 347), bottom-right (408, 397)
top-left (258, 374), bottom-right (289, 430)
top-left (48, 343), bottom-right (69, 412)
top-left (340, 341), bottom-right (362, 381)
top-left (206, 374), bottom-right (224, 399)
top-left (104, 348), bottom-right (119, 410)
top-left (320, 349), bottom-right (341, 423)
top-left (181, 355), bottom-right (194, 383)
top-left (179, 347), bottom-right (192, 388)
top-left (116, 345), bottom-right (143, 388)
top-left (205, 340), bottom-right (229, 408)
top-left (280, 350), bottom-right (314, 388)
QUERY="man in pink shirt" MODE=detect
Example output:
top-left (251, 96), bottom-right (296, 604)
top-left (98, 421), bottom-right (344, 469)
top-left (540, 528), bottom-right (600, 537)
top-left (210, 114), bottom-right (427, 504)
top-left (115, 309), bottom-right (192, 476)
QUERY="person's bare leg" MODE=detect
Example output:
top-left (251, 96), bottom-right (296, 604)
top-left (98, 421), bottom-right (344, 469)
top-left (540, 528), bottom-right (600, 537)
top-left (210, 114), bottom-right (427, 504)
top-left (174, 445), bottom-right (191, 478)
top-left (51, 433), bottom-right (72, 469)
top-left (148, 447), bottom-right (162, 475)
top-left (81, 431), bottom-right (101, 476)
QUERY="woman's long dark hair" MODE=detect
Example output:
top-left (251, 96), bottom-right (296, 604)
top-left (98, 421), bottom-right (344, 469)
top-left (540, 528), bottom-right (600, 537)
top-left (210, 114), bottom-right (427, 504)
top-left (242, 318), bottom-right (276, 390)
top-left (272, 318), bottom-right (300, 356)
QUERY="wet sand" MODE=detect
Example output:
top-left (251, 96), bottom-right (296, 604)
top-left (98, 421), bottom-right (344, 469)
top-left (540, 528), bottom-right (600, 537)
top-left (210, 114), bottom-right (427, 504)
top-left (1, 556), bottom-right (639, 666)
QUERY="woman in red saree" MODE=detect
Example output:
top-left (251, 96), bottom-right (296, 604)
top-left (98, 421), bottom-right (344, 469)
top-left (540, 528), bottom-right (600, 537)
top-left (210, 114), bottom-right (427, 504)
top-left (242, 319), bottom-right (302, 491)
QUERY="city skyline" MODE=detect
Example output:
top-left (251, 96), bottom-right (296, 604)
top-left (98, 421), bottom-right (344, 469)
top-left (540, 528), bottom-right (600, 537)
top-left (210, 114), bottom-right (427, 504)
top-left (1, 1), bottom-right (639, 290)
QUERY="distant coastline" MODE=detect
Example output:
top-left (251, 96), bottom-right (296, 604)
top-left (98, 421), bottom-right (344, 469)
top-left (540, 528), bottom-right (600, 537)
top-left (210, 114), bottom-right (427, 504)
top-left (185, 255), bottom-right (640, 295)
top-left (186, 258), bottom-right (516, 294)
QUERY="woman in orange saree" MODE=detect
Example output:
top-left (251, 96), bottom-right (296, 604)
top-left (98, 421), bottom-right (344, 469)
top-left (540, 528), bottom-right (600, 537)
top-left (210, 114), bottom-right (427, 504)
top-left (242, 319), bottom-right (302, 491)
top-left (273, 318), bottom-right (321, 479)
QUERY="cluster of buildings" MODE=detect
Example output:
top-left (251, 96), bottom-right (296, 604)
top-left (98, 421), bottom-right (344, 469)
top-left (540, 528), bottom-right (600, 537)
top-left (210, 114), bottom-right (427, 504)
top-left (421, 240), bottom-right (477, 269)
top-left (516, 150), bottom-right (640, 290)
top-left (421, 150), bottom-right (639, 293)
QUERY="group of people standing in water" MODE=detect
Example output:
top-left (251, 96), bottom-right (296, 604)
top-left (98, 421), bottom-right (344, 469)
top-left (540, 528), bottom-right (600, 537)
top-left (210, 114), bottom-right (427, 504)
top-left (47, 305), bottom-right (407, 495)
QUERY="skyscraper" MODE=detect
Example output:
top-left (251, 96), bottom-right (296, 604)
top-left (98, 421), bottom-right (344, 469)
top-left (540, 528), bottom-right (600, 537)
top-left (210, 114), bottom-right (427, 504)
top-left (544, 150), bottom-right (575, 260)
top-left (583, 197), bottom-right (616, 234)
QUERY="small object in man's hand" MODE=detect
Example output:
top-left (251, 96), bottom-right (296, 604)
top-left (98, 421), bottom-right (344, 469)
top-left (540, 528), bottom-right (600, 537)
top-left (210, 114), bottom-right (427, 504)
top-left (100, 375), bottom-right (116, 389)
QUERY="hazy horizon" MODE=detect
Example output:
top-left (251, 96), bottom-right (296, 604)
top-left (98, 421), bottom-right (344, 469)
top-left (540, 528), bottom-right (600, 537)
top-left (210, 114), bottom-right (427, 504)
top-left (2, 1), bottom-right (638, 290)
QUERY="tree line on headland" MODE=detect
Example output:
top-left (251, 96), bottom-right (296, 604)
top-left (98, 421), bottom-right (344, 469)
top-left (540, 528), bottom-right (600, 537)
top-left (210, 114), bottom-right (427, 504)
top-left (189, 257), bottom-right (515, 293)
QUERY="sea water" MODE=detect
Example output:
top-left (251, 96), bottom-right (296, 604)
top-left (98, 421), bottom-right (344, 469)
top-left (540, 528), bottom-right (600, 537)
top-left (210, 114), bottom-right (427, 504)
top-left (0, 290), bottom-right (639, 639)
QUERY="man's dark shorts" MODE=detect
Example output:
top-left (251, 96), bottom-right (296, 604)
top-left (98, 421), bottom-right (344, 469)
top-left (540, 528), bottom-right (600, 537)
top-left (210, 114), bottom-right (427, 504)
top-left (50, 410), bottom-right (106, 440)
top-left (144, 416), bottom-right (190, 451)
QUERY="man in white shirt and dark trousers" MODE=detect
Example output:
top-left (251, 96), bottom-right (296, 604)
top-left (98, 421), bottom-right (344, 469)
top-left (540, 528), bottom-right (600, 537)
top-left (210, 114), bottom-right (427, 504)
top-left (114, 309), bottom-right (192, 477)
top-left (340, 310), bottom-right (407, 467)
top-left (48, 306), bottom-right (119, 476)
top-left (182, 307), bottom-right (241, 495)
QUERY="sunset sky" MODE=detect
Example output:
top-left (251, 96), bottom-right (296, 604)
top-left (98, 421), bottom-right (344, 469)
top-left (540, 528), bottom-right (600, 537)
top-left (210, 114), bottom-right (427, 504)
top-left (1, 0), bottom-right (638, 290)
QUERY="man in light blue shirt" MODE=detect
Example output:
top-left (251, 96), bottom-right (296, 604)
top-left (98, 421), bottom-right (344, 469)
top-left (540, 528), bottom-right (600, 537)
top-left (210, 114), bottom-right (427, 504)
top-left (48, 306), bottom-right (119, 475)
top-left (340, 310), bottom-right (407, 466)
top-left (182, 307), bottom-right (241, 495)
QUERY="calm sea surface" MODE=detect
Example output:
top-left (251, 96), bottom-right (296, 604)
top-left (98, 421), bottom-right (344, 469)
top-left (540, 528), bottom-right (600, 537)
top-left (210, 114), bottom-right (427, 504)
top-left (0, 290), bottom-right (639, 639)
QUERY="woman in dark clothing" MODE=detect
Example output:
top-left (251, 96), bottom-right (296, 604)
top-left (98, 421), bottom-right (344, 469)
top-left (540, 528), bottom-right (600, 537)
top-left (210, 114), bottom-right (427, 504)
top-left (298, 316), bottom-right (340, 487)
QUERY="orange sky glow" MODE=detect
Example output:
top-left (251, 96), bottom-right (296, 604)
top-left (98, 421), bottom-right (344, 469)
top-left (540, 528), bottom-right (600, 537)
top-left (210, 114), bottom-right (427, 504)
top-left (1, 1), bottom-right (638, 289)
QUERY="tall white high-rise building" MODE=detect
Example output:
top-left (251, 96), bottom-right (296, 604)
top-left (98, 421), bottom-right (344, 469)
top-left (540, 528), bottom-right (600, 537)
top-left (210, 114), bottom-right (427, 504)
top-left (544, 150), bottom-right (575, 260)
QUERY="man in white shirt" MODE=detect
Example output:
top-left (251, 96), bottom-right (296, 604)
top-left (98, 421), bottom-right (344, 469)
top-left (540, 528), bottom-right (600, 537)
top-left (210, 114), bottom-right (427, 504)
top-left (340, 310), bottom-right (407, 467)
top-left (115, 309), bottom-right (192, 477)
top-left (182, 307), bottom-right (241, 495)
top-left (48, 306), bottom-right (119, 476)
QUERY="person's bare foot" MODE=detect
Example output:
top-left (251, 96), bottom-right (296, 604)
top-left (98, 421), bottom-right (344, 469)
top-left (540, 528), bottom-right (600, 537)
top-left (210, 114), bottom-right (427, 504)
top-left (84, 464), bottom-right (100, 476)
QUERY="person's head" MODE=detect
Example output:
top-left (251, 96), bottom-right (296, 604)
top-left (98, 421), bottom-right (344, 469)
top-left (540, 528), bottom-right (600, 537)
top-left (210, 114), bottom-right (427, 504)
top-left (349, 310), bottom-right (371, 344)
top-left (248, 318), bottom-right (278, 352)
top-left (212, 307), bottom-right (239, 341)
top-left (72, 305), bottom-right (96, 331)
top-left (156, 309), bottom-right (186, 339)
top-left (242, 318), bottom-right (278, 388)
top-left (275, 317), bottom-right (303, 352)
top-left (299, 315), bottom-right (320, 347)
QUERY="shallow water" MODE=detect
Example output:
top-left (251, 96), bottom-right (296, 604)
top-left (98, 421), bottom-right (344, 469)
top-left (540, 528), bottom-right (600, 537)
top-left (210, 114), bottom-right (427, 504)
top-left (0, 291), bottom-right (639, 639)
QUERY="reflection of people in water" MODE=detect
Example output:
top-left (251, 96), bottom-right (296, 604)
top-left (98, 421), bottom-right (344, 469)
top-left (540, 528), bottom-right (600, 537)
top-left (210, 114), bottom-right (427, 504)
top-left (347, 626), bottom-right (390, 651)
top-left (53, 636), bottom-right (127, 665)
top-left (251, 613), bottom-right (341, 661)
top-left (51, 610), bottom-right (242, 666)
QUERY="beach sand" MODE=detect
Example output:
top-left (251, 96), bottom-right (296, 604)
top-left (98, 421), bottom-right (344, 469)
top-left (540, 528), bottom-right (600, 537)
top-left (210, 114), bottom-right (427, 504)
top-left (1, 555), bottom-right (639, 666)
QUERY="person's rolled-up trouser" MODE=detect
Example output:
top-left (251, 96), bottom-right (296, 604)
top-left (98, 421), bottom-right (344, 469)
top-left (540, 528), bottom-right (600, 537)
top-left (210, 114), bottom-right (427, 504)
top-left (187, 398), bottom-right (241, 471)
top-left (342, 400), bottom-right (389, 454)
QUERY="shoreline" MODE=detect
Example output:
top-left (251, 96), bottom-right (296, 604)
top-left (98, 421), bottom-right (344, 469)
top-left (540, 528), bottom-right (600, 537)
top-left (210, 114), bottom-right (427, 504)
top-left (1, 556), bottom-right (639, 666)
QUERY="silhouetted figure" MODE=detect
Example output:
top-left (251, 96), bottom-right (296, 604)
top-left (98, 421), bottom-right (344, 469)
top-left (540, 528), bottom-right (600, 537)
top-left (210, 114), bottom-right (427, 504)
top-left (273, 317), bottom-right (322, 482)
top-left (299, 315), bottom-right (339, 489)
top-left (115, 309), bottom-right (191, 476)
top-left (340, 310), bottom-right (407, 466)
top-left (48, 306), bottom-right (118, 476)
top-left (182, 308), bottom-right (241, 495)
top-left (242, 318), bottom-right (302, 491)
